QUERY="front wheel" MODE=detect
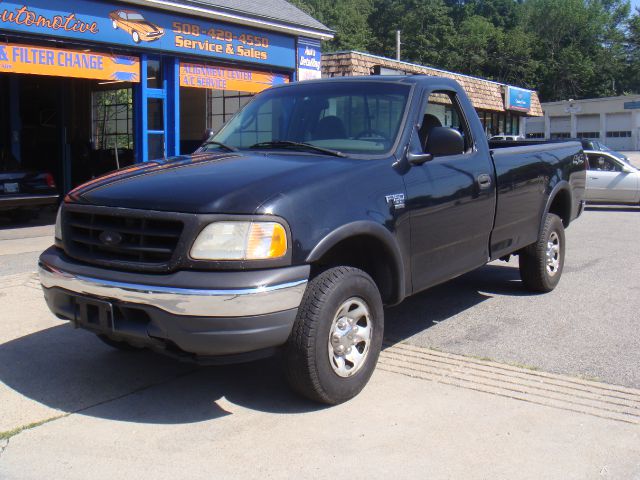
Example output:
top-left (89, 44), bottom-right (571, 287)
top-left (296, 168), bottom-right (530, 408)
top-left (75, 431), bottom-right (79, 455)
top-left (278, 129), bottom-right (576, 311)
top-left (284, 267), bottom-right (384, 405)
top-left (132, 31), bottom-right (140, 43)
top-left (519, 213), bottom-right (566, 292)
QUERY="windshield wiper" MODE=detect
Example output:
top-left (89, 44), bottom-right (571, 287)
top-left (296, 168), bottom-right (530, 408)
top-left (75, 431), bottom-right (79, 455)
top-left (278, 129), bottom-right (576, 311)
top-left (249, 140), bottom-right (346, 157)
top-left (201, 141), bottom-right (238, 152)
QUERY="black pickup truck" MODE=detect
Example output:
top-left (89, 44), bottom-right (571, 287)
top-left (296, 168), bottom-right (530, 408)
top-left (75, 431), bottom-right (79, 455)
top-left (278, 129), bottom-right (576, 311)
top-left (39, 76), bottom-right (586, 404)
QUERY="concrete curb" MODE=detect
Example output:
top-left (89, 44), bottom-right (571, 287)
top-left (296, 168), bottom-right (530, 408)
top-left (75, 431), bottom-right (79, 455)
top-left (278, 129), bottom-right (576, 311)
top-left (380, 341), bottom-right (640, 425)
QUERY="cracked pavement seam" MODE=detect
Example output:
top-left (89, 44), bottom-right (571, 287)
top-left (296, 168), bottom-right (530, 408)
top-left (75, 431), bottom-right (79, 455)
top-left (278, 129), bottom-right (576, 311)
top-left (0, 438), bottom-right (9, 460)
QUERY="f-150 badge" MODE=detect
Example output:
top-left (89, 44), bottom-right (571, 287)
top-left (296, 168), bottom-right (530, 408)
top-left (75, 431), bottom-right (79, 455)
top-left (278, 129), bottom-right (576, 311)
top-left (385, 193), bottom-right (405, 209)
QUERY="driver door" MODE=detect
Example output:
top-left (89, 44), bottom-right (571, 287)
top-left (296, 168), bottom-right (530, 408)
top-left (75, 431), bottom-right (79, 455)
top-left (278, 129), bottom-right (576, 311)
top-left (586, 153), bottom-right (638, 203)
top-left (403, 88), bottom-right (496, 292)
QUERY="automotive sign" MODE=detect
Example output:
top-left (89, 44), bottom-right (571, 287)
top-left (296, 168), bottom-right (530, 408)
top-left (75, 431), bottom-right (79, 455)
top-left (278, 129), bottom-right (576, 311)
top-left (0, 42), bottom-right (139, 81)
top-left (0, 0), bottom-right (296, 69)
top-left (505, 86), bottom-right (532, 112)
top-left (297, 37), bottom-right (321, 81)
top-left (180, 62), bottom-right (289, 93)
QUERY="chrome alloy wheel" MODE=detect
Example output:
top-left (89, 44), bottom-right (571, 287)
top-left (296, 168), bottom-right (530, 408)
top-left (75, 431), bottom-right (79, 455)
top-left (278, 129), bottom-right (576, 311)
top-left (327, 297), bottom-right (373, 378)
top-left (546, 231), bottom-right (561, 276)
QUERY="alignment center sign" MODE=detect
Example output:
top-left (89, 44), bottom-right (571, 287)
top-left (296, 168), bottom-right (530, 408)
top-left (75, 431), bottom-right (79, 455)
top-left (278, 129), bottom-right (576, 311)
top-left (0, 42), bottom-right (139, 81)
top-left (180, 63), bottom-right (289, 93)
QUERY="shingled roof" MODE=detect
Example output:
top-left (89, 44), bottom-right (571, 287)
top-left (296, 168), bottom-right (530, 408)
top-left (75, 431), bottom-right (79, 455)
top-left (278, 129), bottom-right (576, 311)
top-left (123, 0), bottom-right (333, 38)
top-left (322, 51), bottom-right (543, 116)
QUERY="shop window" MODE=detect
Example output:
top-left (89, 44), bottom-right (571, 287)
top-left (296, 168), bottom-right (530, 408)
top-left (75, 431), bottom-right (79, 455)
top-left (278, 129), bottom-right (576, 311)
top-left (550, 132), bottom-right (570, 139)
top-left (526, 133), bottom-right (545, 139)
top-left (92, 88), bottom-right (134, 151)
top-left (207, 90), bottom-right (254, 133)
top-left (147, 59), bottom-right (163, 89)
top-left (578, 132), bottom-right (599, 138)
top-left (606, 131), bottom-right (631, 138)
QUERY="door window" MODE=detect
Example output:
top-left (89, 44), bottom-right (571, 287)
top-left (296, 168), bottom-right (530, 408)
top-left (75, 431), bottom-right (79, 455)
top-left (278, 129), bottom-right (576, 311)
top-left (415, 90), bottom-right (473, 154)
top-left (587, 154), bottom-right (621, 172)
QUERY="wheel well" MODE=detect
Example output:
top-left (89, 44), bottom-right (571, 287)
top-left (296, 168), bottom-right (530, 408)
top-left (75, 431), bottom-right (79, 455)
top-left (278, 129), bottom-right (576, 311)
top-left (548, 189), bottom-right (572, 227)
top-left (310, 235), bottom-right (400, 305)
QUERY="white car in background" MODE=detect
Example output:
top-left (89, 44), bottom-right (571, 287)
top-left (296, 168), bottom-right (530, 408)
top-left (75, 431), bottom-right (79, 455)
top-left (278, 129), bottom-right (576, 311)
top-left (585, 150), bottom-right (640, 205)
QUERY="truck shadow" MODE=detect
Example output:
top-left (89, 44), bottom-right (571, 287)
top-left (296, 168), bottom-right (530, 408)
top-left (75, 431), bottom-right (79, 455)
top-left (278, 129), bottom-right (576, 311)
top-left (0, 263), bottom-right (527, 426)
top-left (385, 263), bottom-right (526, 342)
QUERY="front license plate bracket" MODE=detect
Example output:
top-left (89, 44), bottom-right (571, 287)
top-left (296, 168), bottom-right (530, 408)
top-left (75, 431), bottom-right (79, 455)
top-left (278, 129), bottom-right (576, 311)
top-left (72, 296), bottom-right (114, 332)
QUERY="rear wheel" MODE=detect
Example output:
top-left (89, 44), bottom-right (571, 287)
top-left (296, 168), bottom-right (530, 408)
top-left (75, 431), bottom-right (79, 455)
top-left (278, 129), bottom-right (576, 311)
top-left (284, 267), bottom-right (383, 405)
top-left (519, 213), bottom-right (565, 292)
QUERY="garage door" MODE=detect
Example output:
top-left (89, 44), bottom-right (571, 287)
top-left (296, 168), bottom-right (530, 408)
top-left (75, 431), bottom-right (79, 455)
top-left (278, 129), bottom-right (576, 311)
top-left (605, 113), bottom-right (632, 150)
top-left (550, 116), bottom-right (570, 137)
top-left (576, 114), bottom-right (600, 138)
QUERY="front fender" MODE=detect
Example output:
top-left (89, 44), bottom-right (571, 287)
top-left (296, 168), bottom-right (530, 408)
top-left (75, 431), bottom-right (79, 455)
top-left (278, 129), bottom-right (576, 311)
top-left (306, 221), bottom-right (406, 304)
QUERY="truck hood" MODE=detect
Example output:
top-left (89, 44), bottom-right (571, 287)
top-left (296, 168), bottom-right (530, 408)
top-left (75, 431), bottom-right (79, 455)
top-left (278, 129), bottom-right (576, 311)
top-left (66, 152), bottom-right (359, 214)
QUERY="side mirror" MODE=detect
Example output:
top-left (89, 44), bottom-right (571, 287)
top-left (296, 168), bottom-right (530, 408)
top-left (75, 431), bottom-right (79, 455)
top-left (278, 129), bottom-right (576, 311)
top-left (202, 129), bottom-right (215, 142)
top-left (425, 127), bottom-right (465, 157)
top-left (622, 165), bottom-right (635, 174)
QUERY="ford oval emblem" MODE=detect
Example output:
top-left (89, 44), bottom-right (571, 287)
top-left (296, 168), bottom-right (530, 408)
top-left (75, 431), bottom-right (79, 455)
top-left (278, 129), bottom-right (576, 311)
top-left (99, 230), bottom-right (122, 246)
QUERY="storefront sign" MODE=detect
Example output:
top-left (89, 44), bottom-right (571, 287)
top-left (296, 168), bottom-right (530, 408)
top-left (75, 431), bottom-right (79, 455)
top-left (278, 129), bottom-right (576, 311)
top-left (624, 101), bottom-right (640, 110)
top-left (505, 86), bottom-right (532, 112)
top-left (297, 37), bottom-right (321, 81)
top-left (0, 42), bottom-right (139, 81)
top-left (180, 63), bottom-right (289, 93)
top-left (0, 0), bottom-right (296, 69)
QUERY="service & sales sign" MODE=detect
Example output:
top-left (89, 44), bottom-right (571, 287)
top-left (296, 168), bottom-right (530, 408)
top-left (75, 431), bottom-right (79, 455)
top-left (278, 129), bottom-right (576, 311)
top-left (0, 0), bottom-right (296, 69)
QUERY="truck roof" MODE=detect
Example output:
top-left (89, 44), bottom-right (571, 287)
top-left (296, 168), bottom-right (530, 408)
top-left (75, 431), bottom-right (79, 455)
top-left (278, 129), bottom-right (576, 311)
top-left (277, 75), bottom-right (462, 90)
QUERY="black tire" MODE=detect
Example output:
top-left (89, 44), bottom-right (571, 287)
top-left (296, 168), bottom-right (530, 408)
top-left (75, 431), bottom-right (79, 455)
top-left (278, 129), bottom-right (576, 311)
top-left (519, 213), bottom-right (565, 292)
top-left (97, 334), bottom-right (143, 352)
top-left (284, 267), bottom-right (384, 405)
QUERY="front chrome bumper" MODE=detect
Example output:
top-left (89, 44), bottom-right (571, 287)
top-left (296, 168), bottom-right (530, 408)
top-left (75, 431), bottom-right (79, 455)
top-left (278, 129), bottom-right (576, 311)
top-left (38, 262), bottom-right (307, 318)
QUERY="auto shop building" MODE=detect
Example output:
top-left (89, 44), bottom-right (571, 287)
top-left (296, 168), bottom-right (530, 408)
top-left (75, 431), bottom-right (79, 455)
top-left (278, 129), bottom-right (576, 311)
top-left (523, 95), bottom-right (640, 151)
top-left (0, 0), bottom-right (331, 193)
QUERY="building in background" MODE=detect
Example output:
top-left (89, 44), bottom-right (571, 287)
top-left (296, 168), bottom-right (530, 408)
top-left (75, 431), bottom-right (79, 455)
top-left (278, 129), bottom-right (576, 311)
top-left (524, 95), bottom-right (640, 151)
top-left (0, 0), bottom-right (332, 193)
top-left (321, 51), bottom-right (543, 138)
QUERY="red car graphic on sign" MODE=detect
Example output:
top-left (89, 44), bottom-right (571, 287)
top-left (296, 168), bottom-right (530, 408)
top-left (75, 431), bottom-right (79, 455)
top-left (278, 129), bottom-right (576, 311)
top-left (109, 10), bottom-right (165, 44)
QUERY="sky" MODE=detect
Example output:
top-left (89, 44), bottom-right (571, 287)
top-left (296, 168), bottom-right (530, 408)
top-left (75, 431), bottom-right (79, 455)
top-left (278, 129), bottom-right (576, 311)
top-left (633, 0), bottom-right (640, 13)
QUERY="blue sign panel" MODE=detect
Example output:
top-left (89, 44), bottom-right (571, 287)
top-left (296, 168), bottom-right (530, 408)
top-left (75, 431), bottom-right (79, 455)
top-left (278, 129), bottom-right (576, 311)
top-left (624, 101), bottom-right (640, 110)
top-left (0, 0), bottom-right (296, 69)
top-left (297, 37), bottom-right (321, 81)
top-left (505, 86), bottom-right (532, 112)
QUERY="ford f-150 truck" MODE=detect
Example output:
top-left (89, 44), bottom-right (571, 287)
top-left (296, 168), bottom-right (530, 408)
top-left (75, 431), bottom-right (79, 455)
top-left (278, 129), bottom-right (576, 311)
top-left (39, 76), bottom-right (586, 404)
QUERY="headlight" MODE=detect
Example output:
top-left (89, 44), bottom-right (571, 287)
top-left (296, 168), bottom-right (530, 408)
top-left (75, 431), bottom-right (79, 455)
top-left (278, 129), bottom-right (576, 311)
top-left (190, 221), bottom-right (287, 260)
top-left (54, 206), bottom-right (63, 242)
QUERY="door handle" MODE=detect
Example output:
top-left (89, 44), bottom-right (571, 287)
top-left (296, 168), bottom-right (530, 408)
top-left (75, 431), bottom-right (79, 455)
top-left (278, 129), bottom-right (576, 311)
top-left (477, 174), bottom-right (492, 189)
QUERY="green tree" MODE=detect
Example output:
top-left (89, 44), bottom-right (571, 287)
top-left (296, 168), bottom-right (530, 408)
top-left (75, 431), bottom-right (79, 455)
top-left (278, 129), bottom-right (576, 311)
top-left (289, 0), bottom-right (373, 51)
top-left (369, 0), bottom-right (456, 68)
top-left (624, 8), bottom-right (640, 93)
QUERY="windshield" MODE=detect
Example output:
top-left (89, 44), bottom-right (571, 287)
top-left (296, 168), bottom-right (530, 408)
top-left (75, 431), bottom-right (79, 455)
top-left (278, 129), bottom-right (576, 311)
top-left (208, 82), bottom-right (411, 156)
top-left (127, 13), bottom-right (145, 21)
